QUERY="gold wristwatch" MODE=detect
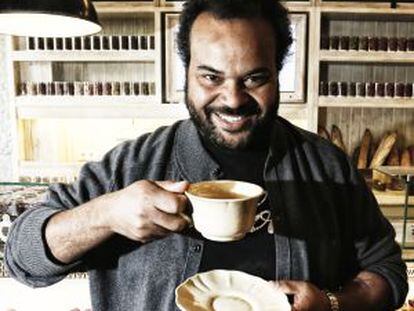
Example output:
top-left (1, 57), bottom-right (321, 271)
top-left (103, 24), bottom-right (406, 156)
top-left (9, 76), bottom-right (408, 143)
top-left (324, 290), bottom-right (340, 311)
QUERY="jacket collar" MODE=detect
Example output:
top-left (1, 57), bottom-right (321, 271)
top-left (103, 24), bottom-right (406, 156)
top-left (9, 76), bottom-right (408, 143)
top-left (173, 119), bottom-right (221, 183)
top-left (268, 116), bottom-right (290, 168)
top-left (172, 117), bottom-right (290, 182)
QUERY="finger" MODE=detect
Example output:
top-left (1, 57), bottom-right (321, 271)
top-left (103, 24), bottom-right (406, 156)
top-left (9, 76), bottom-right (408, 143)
top-left (142, 223), bottom-right (171, 241)
top-left (128, 222), bottom-right (171, 242)
top-left (148, 185), bottom-right (189, 214)
top-left (271, 280), bottom-right (301, 295)
top-left (148, 206), bottom-right (190, 232)
top-left (155, 180), bottom-right (190, 193)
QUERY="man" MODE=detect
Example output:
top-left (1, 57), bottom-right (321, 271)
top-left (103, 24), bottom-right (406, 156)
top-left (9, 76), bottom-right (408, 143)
top-left (5, 0), bottom-right (408, 310)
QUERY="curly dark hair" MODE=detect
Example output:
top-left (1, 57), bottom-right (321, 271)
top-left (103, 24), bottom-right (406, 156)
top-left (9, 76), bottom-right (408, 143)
top-left (176, 0), bottom-right (293, 73)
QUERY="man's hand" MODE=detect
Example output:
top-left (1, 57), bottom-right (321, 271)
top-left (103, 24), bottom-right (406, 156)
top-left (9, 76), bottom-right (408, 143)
top-left (45, 180), bottom-right (191, 264)
top-left (269, 280), bottom-right (330, 311)
top-left (106, 180), bottom-right (191, 243)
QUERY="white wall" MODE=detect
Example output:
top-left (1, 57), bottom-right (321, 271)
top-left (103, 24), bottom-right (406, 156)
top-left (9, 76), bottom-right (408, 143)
top-left (0, 35), bottom-right (13, 181)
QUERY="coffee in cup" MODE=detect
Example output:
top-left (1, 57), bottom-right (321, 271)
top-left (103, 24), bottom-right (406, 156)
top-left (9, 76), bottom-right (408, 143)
top-left (185, 180), bottom-right (265, 242)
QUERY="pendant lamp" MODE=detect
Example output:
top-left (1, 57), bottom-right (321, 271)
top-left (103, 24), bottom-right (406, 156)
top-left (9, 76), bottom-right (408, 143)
top-left (0, 0), bottom-right (101, 37)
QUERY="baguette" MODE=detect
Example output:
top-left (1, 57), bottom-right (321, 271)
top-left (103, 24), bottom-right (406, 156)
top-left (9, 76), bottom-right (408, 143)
top-left (369, 132), bottom-right (398, 168)
top-left (331, 125), bottom-right (346, 152)
top-left (318, 125), bottom-right (330, 141)
top-left (401, 148), bottom-right (412, 167)
top-left (386, 144), bottom-right (400, 166)
top-left (357, 129), bottom-right (372, 169)
top-left (368, 142), bottom-right (377, 166)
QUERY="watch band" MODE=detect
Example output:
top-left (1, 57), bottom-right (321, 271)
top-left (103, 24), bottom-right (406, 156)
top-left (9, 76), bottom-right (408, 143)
top-left (324, 290), bottom-right (340, 311)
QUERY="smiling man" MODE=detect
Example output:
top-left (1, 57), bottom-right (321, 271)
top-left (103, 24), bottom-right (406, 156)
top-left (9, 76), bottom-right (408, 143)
top-left (5, 0), bottom-right (408, 310)
top-left (185, 12), bottom-right (279, 150)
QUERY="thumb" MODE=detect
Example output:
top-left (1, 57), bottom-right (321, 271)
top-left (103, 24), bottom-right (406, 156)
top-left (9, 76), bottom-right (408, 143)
top-left (155, 180), bottom-right (190, 193)
top-left (270, 280), bottom-right (300, 295)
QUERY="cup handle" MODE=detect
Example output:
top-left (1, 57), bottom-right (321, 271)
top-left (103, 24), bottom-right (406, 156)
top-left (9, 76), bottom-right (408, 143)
top-left (257, 191), bottom-right (268, 207)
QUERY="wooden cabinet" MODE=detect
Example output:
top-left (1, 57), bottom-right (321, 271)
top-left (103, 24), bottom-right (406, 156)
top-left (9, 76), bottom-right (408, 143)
top-left (7, 2), bottom-right (189, 180)
top-left (316, 7), bottom-right (414, 152)
top-left (5, 1), bottom-right (312, 181)
top-left (4, 1), bottom-right (413, 174)
top-left (4, 1), bottom-right (414, 184)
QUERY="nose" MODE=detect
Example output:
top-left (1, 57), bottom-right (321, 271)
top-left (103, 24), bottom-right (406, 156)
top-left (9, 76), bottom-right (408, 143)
top-left (218, 80), bottom-right (249, 109)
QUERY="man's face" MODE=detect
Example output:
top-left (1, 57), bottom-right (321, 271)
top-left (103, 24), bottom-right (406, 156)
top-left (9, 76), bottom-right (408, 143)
top-left (186, 13), bottom-right (279, 150)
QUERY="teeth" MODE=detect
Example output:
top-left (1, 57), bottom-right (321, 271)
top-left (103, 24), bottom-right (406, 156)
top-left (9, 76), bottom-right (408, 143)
top-left (217, 113), bottom-right (243, 123)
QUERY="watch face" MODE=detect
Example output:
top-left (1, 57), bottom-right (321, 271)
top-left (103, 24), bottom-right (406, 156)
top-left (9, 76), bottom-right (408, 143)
top-left (324, 291), bottom-right (340, 311)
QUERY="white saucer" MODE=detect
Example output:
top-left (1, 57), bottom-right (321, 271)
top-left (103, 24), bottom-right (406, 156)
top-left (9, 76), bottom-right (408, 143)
top-left (175, 270), bottom-right (291, 311)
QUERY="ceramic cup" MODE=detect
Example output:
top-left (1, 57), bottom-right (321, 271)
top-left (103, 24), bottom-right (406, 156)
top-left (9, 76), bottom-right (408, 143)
top-left (185, 180), bottom-right (266, 242)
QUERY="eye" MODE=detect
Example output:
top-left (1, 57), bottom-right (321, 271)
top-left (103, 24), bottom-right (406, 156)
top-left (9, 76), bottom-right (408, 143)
top-left (243, 73), bottom-right (271, 89)
top-left (202, 74), bottom-right (223, 85)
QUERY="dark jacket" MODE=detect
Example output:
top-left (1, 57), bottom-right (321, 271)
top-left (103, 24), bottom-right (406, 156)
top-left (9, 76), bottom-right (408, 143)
top-left (5, 118), bottom-right (408, 310)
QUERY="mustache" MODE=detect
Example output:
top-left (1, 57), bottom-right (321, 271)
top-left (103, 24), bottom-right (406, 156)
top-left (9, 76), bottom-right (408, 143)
top-left (205, 103), bottom-right (261, 117)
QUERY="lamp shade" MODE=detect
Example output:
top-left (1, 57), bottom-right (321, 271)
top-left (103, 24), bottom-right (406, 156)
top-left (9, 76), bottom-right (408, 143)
top-left (0, 0), bottom-right (101, 37)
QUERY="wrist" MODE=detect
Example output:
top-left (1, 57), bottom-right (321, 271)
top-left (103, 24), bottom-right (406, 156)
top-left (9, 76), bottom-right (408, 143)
top-left (92, 191), bottom-right (118, 232)
top-left (323, 290), bottom-right (340, 311)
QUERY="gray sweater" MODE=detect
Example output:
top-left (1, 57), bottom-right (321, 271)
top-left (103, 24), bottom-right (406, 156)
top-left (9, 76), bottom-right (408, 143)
top-left (5, 118), bottom-right (408, 310)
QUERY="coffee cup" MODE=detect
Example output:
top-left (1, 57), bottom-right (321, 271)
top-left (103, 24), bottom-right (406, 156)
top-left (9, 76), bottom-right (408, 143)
top-left (185, 180), bottom-right (266, 242)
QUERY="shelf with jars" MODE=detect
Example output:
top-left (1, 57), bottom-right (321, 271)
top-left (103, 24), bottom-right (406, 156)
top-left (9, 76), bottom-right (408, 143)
top-left (318, 97), bottom-right (414, 108)
top-left (319, 51), bottom-right (414, 63)
top-left (317, 12), bottom-right (414, 106)
top-left (319, 2), bottom-right (414, 14)
top-left (11, 50), bottom-right (156, 62)
top-left (314, 7), bottom-right (414, 173)
top-left (5, 2), bottom-right (169, 180)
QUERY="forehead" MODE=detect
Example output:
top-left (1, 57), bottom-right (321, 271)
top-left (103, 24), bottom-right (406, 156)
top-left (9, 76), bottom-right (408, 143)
top-left (189, 12), bottom-right (276, 70)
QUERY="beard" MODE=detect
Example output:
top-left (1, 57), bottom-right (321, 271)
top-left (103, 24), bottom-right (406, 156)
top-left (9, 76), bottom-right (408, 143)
top-left (185, 92), bottom-right (279, 150)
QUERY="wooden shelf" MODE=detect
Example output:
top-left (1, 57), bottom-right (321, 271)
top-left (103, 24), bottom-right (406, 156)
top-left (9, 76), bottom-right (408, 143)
top-left (318, 96), bottom-right (414, 108)
top-left (320, 50), bottom-right (414, 63)
top-left (381, 206), bottom-right (414, 218)
top-left (374, 190), bottom-right (414, 206)
top-left (94, 1), bottom-right (156, 14)
top-left (320, 3), bottom-right (414, 15)
top-left (14, 97), bottom-right (306, 119)
top-left (157, 1), bottom-right (313, 11)
top-left (15, 97), bottom-right (188, 119)
top-left (15, 95), bottom-right (157, 105)
top-left (403, 249), bottom-right (414, 261)
top-left (11, 50), bottom-right (156, 62)
top-left (281, 1), bottom-right (313, 12)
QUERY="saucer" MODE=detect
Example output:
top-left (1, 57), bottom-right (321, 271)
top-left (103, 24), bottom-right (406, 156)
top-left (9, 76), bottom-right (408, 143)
top-left (175, 270), bottom-right (291, 311)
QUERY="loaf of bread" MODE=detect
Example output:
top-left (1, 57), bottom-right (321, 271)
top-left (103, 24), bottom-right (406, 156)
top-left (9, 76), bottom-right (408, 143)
top-left (386, 144), bottom-right (400, 166)
top-left (331, 125), bottom-right (346, 152)
top-left (369, 132), bottom-right (398, 168)
top-left (318, 125), bottom-right (330, 140)
top-left (401, 148), bottom-right (412, 167)
top-left (368, 142), bottom-right (377, 166)
top-left (357, 129), bottom-right (372, 169)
